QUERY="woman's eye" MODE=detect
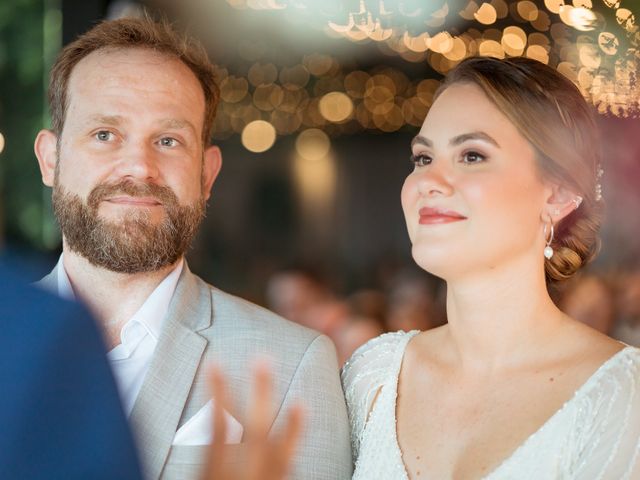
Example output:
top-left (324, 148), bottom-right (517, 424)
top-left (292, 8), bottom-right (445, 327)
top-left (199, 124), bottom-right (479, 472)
top-left (462, 151), bottom-right (486, 164)
top-left (159, 137), bottom-right (178, 147)
top-left (410, 153), bottom-right (432, 167)
top-left (95, 131), bottom-right (113, 142)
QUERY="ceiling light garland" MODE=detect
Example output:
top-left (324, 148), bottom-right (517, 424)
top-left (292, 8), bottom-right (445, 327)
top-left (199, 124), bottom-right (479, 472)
top-left (219, 0), bottom-right (639, 146)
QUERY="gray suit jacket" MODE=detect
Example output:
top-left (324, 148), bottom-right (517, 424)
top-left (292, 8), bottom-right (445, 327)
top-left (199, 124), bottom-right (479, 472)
top-left (37, 263), bottom-right (352, 480)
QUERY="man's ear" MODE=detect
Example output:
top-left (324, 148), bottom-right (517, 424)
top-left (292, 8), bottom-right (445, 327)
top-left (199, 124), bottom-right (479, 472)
top-left (202, 145), bottom-right (222, 201)
top-left (34, 129), bottom-right (58, 187)
top-left (541, 183), bottom-right (583, 223)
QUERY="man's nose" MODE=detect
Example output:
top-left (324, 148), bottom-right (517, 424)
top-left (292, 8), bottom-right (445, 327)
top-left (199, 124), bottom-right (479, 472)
top-left (115, 142), bottom-right (160, 181)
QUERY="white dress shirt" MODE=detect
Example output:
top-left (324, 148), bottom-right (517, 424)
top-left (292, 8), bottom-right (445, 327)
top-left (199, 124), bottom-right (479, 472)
top-left (56, 254), bottom-right (183, 416)
top-left (54, 255), bottom-right (243, 444)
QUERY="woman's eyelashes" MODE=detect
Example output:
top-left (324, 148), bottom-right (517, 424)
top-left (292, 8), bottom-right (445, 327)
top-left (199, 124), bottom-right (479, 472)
top-left (410, 152), bottom-right (432, 167)
top-left (461, 150), bottom-right (487, 164)
top-left (410, 149), bottom-right (488, 167)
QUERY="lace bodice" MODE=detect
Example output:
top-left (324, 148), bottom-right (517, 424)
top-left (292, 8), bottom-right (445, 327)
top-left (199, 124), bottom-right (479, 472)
top-left (342, 331), bottom-right (640, 479)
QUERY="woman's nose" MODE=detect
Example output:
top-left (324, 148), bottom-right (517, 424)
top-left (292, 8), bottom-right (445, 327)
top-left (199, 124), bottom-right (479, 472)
top-left (416, 162), bottom-right (454, 197)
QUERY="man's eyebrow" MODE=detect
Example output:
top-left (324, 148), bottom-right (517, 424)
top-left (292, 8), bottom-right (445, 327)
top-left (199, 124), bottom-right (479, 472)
top-left (158, 118), bottom-right (198, 136)
top-left (89, 115), bottom-right (124, 126)
top-left (450, 131), bottom-right (500, 148)
top-left (86, 116), bottom-right (198, 137)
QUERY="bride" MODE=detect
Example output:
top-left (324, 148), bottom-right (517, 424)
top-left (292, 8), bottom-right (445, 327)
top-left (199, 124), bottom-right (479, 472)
top-left (342, 57), bottom-right (640, 479)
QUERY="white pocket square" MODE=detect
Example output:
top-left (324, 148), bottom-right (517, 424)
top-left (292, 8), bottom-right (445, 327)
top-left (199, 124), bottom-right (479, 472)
top-left (172, 399), bottom-right (244, 446)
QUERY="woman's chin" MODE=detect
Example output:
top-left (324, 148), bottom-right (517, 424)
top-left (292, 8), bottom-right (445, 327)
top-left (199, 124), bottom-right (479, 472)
top-left (411, 246), bottom-right (455, 280)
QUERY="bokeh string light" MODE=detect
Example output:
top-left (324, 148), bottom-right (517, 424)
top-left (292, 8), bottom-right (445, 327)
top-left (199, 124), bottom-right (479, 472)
top-left (223, 0), bottom-right (639, 150)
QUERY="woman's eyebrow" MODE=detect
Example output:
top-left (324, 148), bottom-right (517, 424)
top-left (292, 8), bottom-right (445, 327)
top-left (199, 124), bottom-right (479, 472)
top-left (411, 131), bottom-right (500, 149)
top-left (450, 131), bottom-right (500, 148)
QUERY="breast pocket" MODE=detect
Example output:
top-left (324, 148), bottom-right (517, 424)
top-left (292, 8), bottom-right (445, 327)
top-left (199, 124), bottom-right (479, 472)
top-left (161, 444), bottom-right (248, 480)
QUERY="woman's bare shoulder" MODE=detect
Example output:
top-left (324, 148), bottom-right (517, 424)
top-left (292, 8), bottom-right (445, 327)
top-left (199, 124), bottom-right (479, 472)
top-left (559, 318), bottom-right (628, 371)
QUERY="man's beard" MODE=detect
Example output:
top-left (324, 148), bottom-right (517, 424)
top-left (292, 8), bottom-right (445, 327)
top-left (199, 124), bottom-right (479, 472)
top-left (52, 177), bottom-right (205, 274)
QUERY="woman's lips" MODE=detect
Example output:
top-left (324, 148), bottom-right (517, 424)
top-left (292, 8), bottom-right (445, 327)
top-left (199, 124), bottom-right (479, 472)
top-left (418, 206), bottom-right (467, 225)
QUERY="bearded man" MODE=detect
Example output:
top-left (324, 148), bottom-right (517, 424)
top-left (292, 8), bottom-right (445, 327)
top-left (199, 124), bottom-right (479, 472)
top-left (33, 17), bottom-right (351, 480)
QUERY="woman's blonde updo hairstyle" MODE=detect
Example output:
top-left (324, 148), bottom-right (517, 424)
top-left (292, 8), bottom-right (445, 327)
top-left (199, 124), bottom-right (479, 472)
top-left (435, 56), bottom-right (603, 283)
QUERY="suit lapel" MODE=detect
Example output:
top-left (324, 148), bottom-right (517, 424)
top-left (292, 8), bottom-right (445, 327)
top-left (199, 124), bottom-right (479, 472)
top-left (130, 264), bottom-right (212, 480)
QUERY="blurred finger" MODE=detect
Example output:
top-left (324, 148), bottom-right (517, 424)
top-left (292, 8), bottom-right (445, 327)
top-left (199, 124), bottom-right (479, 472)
top-left (280, 404), bottom-right (304, 462)
top-left (202, 367), bottom-right (229, 480)
top-left (246, 361), bottom-right (273, 443)
top-left (272, 404), bottom-right (304, 478)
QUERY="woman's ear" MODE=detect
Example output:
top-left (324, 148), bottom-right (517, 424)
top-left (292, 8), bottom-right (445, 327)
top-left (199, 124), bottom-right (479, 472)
top-left (541, 183), bottom-right (583, 223)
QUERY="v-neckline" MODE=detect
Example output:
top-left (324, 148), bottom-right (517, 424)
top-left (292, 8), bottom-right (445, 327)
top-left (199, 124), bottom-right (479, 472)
top-left (390, 334), bottom-right (632, 480)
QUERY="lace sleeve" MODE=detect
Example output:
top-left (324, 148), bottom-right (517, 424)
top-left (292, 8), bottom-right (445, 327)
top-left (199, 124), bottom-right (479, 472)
top-left (341, 331), bottom-right (412, 459)
top-left (570, 348), bottom-right (640, 479)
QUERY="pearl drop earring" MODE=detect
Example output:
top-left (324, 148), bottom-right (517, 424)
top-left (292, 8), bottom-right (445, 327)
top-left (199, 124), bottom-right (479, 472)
top-left (543, 220), bottom-right (554, 259)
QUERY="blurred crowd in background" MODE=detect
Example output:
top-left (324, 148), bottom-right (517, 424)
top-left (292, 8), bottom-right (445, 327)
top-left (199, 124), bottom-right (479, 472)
top-left (262, 265), bottom-right (640, 364)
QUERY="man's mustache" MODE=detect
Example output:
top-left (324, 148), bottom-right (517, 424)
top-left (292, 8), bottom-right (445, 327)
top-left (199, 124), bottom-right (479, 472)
top-left (87, 181), bottom-right (179, 210)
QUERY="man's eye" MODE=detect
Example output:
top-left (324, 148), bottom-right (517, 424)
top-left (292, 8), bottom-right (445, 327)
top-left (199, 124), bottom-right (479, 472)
top-left (410, 153), bottom-right (432, 167)
top-left (160, 137), bottom-right (178, 147)
top-left (463, 151), bottom-right (486, 164)
top-left (95, 131), bottom-right (113, 141)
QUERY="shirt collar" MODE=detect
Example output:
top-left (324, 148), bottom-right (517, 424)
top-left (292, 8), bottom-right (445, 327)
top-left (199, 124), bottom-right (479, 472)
top-left (56, 254), bottom-right (75, 301)
top-left (56, 253), bottom-right (184, 342)
top-left (127, 258), bottom-right (183, 342)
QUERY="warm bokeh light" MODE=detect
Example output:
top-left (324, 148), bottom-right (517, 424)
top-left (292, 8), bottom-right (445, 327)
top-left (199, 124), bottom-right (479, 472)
top-left (0, 132), bottom-right (5, 154)
top-left (241, 120), bottom-right (277, 153)
top-left (253, 84), bottom-right (284, 112)
top-left (319, 92), bottom-right (354, 122)
top-left (531, 10), bottom-right (552, 31)
top-left (526, 44), bottom-right (550, 63)
top-left (304, 54), bottom-right (335, 76)
top-left (403, 32), bottom-right (430, 53)
top-left (295, 128), bottom-right (330, 161)
top-left (443, 37), bottom-right (468, 61)
top-left (544, 0), bottom-right (564, 14)
top-left (479, 39), bottom-right (505, 58)
top-left (220, 76), bottom-right (249, 103)
top-left (579, 44), bottom-right (602, 69)
top-left (502, 26), bottom-right (527, 56)
top-left (364, 85), bottom-right (394, 115)
top-left (517, 1), bottom-right (539, 21)
top-left (344, 71), bottom-right (370, 98)
top-left (373, 104), bottom-right (404, 132)
top-left (293, 149), bottom-right (336, 233)
top-left (248, 62), bottom-right (278, 86)
top-left (475, 3), bottom-right (497, 25)
top-left (430, 31), bottom-right (454, 54)
top-left (270, 109), bottom-right (303, 135)
top-left (492, 0), bottom-right (509, 18)
top-left (279, 64), bottom-right (310, 87)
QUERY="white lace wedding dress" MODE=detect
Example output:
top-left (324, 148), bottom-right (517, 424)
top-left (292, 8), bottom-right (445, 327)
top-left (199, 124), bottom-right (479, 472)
top-left (342, 331), bottom-right (640, 479)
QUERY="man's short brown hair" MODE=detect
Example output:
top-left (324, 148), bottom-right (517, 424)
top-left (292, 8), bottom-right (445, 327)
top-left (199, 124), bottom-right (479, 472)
top-left (48, 17), bottom-right (219, 145)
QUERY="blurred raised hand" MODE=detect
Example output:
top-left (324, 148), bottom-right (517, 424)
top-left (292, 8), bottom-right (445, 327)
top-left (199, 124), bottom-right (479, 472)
top-left (201, 364), bottom-right (304, 480)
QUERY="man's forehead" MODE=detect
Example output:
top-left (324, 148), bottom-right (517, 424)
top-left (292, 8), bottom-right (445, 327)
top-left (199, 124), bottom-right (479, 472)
top-left (69, 47), bottom-right (190, 85)
top-left (64, 47), bottom-right (206, 129)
